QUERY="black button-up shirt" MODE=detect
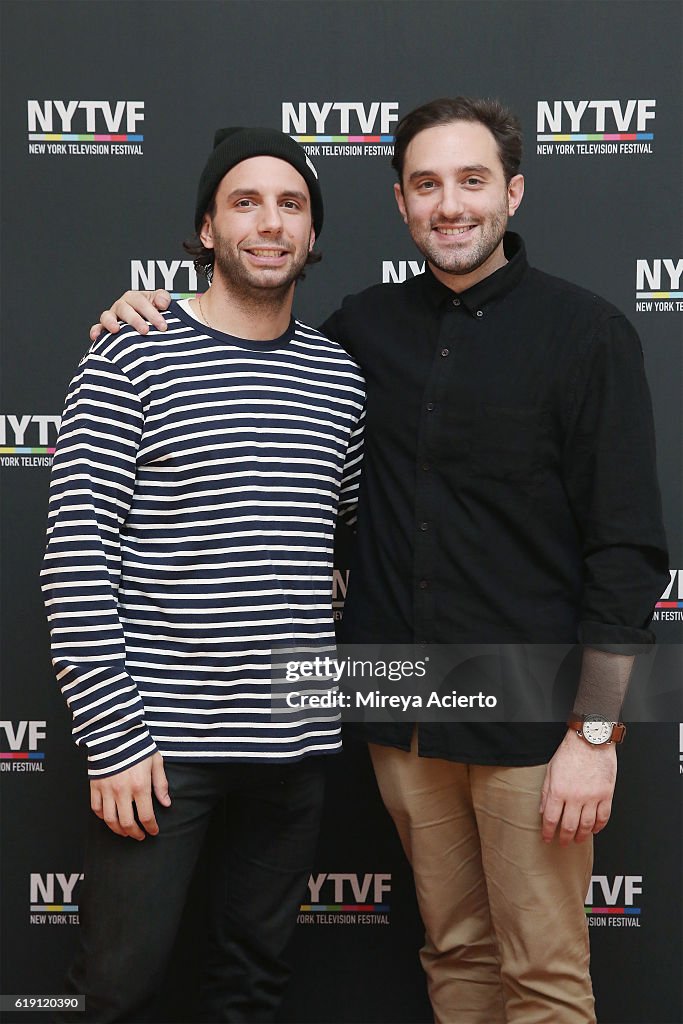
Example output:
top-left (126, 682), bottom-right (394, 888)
top-left (321, 233), bottom-right (668, 765)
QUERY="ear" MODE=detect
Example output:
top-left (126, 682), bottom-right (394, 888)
top-left (507, 174), bottom-right (525, 217)
top-left (394, 182), bottom-right (408, 224)
top-left (308, 226), bottom-right (316, 253)
top-left (199, 212), bottom-right (215, 250)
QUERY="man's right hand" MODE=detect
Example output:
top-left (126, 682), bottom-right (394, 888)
top-left (89, 289), bottom-right (172, 341)
top-left (90, 752), bottom-right (171, 840)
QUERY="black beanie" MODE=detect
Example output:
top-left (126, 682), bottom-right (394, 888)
top-left (194, 126), bottom-right (324, 238)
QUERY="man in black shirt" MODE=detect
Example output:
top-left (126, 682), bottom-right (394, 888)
top-left (92, 97), bottom-right (668, 1024)
top-left (321, 100), bottom-right (667, 1023)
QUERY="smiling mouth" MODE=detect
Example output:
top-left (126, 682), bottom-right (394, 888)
top-left (245, 247), bottom-right (290, 258)
top-left (434, 225), bottom-right (477, 236)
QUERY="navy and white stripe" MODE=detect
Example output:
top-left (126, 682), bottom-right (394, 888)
top-left (42, 302), bottom-right (365, 776)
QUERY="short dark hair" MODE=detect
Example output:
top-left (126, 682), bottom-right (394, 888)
top-left (391, 96), bottom-right (522, 185)
top-left (183, 194), bottom-right (218, 279)
top-left (182, 194), bottom-right (322, 283)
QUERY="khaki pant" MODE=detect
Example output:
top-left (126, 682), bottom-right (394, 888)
top-left (370, 733), bottom-right (595, 1024)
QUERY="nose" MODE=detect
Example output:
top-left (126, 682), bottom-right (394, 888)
top-left (437, 182), bottom-right (465, 220)
top-left (256, 199), bottom-right (284, 234)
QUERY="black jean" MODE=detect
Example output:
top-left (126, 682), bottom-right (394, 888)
top-left (58, 758), bottom-right (326, 1023)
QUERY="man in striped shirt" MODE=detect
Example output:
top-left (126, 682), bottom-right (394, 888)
top-left (42, 128), bottom-right (365, 1022)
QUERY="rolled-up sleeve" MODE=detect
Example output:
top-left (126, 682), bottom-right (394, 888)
top-left (562, 313), bottom-right (669, 651)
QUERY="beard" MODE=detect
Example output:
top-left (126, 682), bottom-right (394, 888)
top-left (211, 230), bottom-right (310, 304)
top-left (409, 197), bottom-right (509, 277)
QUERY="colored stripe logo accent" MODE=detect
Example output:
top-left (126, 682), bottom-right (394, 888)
top-left (656, 600), bottom-right (683, 608)
top-left (637, 293), bottom-right (683, 300)
top-left (0, 752), bottom-right (45, 759)
top-left (31, 905), bottom-right (78, 912)
top-left (170, 293), bottom-right (201, 300)
top-left (584, 907), bottom-right (641, 915)
top-left (290, 135), bottom-right (395, 143)
top-left (0, 447), bottom-right (54, 455)
top-left (28, 134), bottom-right (144, 142)
top-left (300, 904), bottom-right (391, 912)
top-left (536, 133), bottom-right (654, 141)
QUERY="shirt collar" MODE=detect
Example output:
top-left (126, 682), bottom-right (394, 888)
top-left (419, 232), bottom-right (528, 313)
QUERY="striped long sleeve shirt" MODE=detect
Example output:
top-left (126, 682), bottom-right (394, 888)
top-left (42, 302), bottom-right (365, 777)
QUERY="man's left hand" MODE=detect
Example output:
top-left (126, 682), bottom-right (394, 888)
top-left (540, 729), bottom-right (617, 845)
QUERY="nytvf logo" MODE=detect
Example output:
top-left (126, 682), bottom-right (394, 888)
top-left (0, 721), bottom-right (46, 771)
top-left (635, 260), bottom-right (683, 312)
top-left (586, 875), bottom-right (642, 907)
top-left (585, 872), bottom-right (643, 929)
top-left (282, 102), bottom-right (399, 137)
top-left (0, 414), bottom-right (60, 449)
top-left (306, 872), bottom-right (391, 905)
top-left (585, 875), bottom-right (642, 926)
top-left (1, 720), bottom-right (46, 751)
top-left (130, 260), bottom-right (201, 297)
top-left (382, 260), bottom-right (425, 284)
top-left (30, 873), bottom-right (83, 924)
top-left (27, 100), bottom-right (144, 135)
top-left (536, 99), bottom-right (655, 135)
top-left (332, 568), bottom-right (349, 616)
top-left (653, 569), bottom-right (683, 621)
top-left (658, 569), bottom-right (683, 604)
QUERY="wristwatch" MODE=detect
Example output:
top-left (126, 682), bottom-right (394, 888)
top-left (567, 715), bottom-right (626, 746)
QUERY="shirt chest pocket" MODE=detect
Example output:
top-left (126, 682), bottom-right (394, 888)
top-left (468, 404), bottom-right (548, 482)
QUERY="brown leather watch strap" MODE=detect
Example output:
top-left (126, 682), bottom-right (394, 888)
top-left (610, 723), bottom-right (626, 743)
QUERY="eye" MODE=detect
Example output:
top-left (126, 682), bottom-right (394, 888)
top-left (281, 199), bottom-right (301, 210)
top-left (416, 179), bottom-right (438, 191)
top-left (235, 198), bottom-right (255, 208)
top-left (465, 177), bottom-right (484, 186)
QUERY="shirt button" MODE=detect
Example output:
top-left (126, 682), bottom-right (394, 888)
top-left (426, 402), bottom-right (435, 412)
top-left (418, 579), bottom-right (429, 589)
top-left (440, 347), bottom-right (450, 357)
top-left (476, 309), bottom-right (484, 318)
top-left (421, 461), bottom-right (430, 471)
top-left (419, 521), bottom-right (429, 531)
top-left (452, 297), bottom-right (461, 306)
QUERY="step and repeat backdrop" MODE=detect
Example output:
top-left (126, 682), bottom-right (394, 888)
top-left (1, 2), bottom-right (681, 1022)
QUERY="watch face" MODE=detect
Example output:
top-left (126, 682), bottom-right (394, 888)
top-left (582, 717), bottom-right (613, 744)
